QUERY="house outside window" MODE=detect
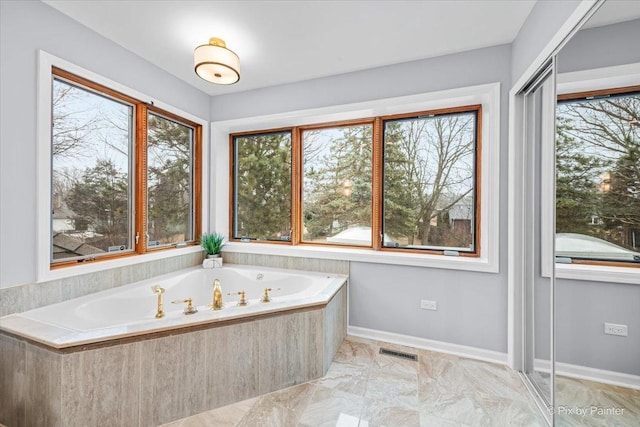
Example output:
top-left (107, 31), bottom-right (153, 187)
top-left (382, 107), bottom-right (480, 254)
top-left (50, 68), bottom-right (202, 266)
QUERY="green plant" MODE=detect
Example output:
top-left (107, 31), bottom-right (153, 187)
top-left (200, 232), bottom-right (225, 255)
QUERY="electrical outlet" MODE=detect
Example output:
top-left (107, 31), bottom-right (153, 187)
top-left (420, 300), bottom-right (437, 310)
top-left (604, 323), bottom-right (628, 337)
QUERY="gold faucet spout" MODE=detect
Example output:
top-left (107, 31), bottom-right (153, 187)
top-left (210, 279), bottom-right (223, 310)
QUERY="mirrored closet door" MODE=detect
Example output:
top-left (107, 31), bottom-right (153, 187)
top-left (521, 62), bottom-right (557, 422)
top-left (554, 1), bottom-right (640, 426)
top-left (517, 1), bottom-right (640, 426)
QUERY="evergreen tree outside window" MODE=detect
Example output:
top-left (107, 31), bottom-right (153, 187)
top-left (229, 105), bottom-right (481, 256)
top-left (50, 68), bottom-right (202, 266)
top-left (232, 131), bottom-right (292, 241)
top-left (147, 113), bottom-right (195, 248)
top-left (302, 124), bottom-right (373, 246)
top-left (51, 77), bottom-right (133, 260)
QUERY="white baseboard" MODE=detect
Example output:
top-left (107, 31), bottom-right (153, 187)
top-left (534, 358), bottom-right (640, 390)
top-left (347, 326), bottom-right (640, 391)
top-left (347, 326), bottom-right (508, 366)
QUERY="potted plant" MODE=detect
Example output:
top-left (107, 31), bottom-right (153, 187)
top-left (201, 232), bottom-right (225, 258)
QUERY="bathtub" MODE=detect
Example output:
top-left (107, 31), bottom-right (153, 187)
top-left (1, 264), bottom-right (348, 426)
top-left (0, 264), bottom-right (347, 349)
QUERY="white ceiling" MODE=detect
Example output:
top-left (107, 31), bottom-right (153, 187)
top-left (38, 0), bottom-right (640, 97)
top-left (44, 0), bottom-right (539, 96)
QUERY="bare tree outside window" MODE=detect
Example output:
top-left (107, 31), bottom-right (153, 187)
top-left (230, 107), bottom-right (481, 254)
top-left (383, 110), bottom-right (478, 251)
top-left (51, 78), bottom-right (132, 261)
top-left (556, 91), bottom-right (640, 263)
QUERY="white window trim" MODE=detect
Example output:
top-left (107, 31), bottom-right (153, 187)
top-left (36, 50), bottom-right (209, 283)
top-left (545, 62), bottom-right (640, 284)
top-left (212, 82), bottom-right (501, 273)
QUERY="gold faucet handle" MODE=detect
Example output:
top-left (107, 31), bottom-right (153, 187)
top-left (261, 287), bottom-right (281, 303)
top-left (172, 298), bottom-right (198, 315)
top-left (227, 290), bottom-right (248, 306)
top-left (152, 285), bottom-right (165, 319)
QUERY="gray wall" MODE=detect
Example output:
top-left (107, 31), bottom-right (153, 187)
top-left (556, 279), bottom-right (640, 376)
top-left (212, 44), bottom-right (513, 354)
top-left (0, 0), bottom-right (210, 288)
top-left (349, 262), bottom-right (506, 352)
top-left (510, 0), bottom-right (582, 84)
top-left (532, 278), bottom-right (640, 376)
top-left (558, 18), bottom-right (640, 73)
top-left (211, 44), bottom-right (511, 121)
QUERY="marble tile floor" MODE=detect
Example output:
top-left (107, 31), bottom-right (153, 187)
top-left (555, 375), bottom-right (640, 427)
top-left (163, 336), bottom-right (638, 427)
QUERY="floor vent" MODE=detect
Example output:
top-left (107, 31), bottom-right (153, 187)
top-left (379, 348), bottom-right (418, 361)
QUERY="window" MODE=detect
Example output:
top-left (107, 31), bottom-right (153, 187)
top-left (232, 131), bottom-right (292, 241)
top-left (146, 112), bottom-right (197, 248)
top-left (301, 123), bottom-right (373, 246)
top-left (51, 77), bottom-right (134, 260)
top-left (556, 86), bottom-right (640, 265)
top-left (382, 107), bottom-right (480, 253)
top-left (230, 105), bottom-right (481, 256)
top-left (50, 67), bottom-right (201, 266)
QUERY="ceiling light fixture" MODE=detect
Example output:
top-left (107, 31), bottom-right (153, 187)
top-left (194, 37), bottom-right (240, 85)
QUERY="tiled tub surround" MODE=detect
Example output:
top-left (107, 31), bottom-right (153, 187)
top-left (0, 265), bottom-right (347, 348)
top-left (0, 278), bottom-right (348, 426)
top-left (222, 252), bottom-right (349, 276)
top-left (0, 251), bottom-right (205, 318)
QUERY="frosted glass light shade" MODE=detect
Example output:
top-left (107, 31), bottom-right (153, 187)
top-left (194, 38), bottom-right (240, 85)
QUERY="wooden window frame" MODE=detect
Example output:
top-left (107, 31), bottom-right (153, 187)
top-left (380, 105), bottom-right (482, 258)
top-left (556, 85), bottom-right (640, 268)
top-left (229, 105), bottom-right (482, 258)
top-left (229, 128), bottom-right (294, 245)
top-left (50, 67), bottom-right (202, 269)
top-left (297, 119), bottom-right (376, 249)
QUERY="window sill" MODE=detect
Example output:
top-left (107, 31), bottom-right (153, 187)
top-left (222, 242), bottom-right (499, 274)
top-left (39, 246), bottom-right (203, 283)
top-left (555, 263), bottom-right (640, 285)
